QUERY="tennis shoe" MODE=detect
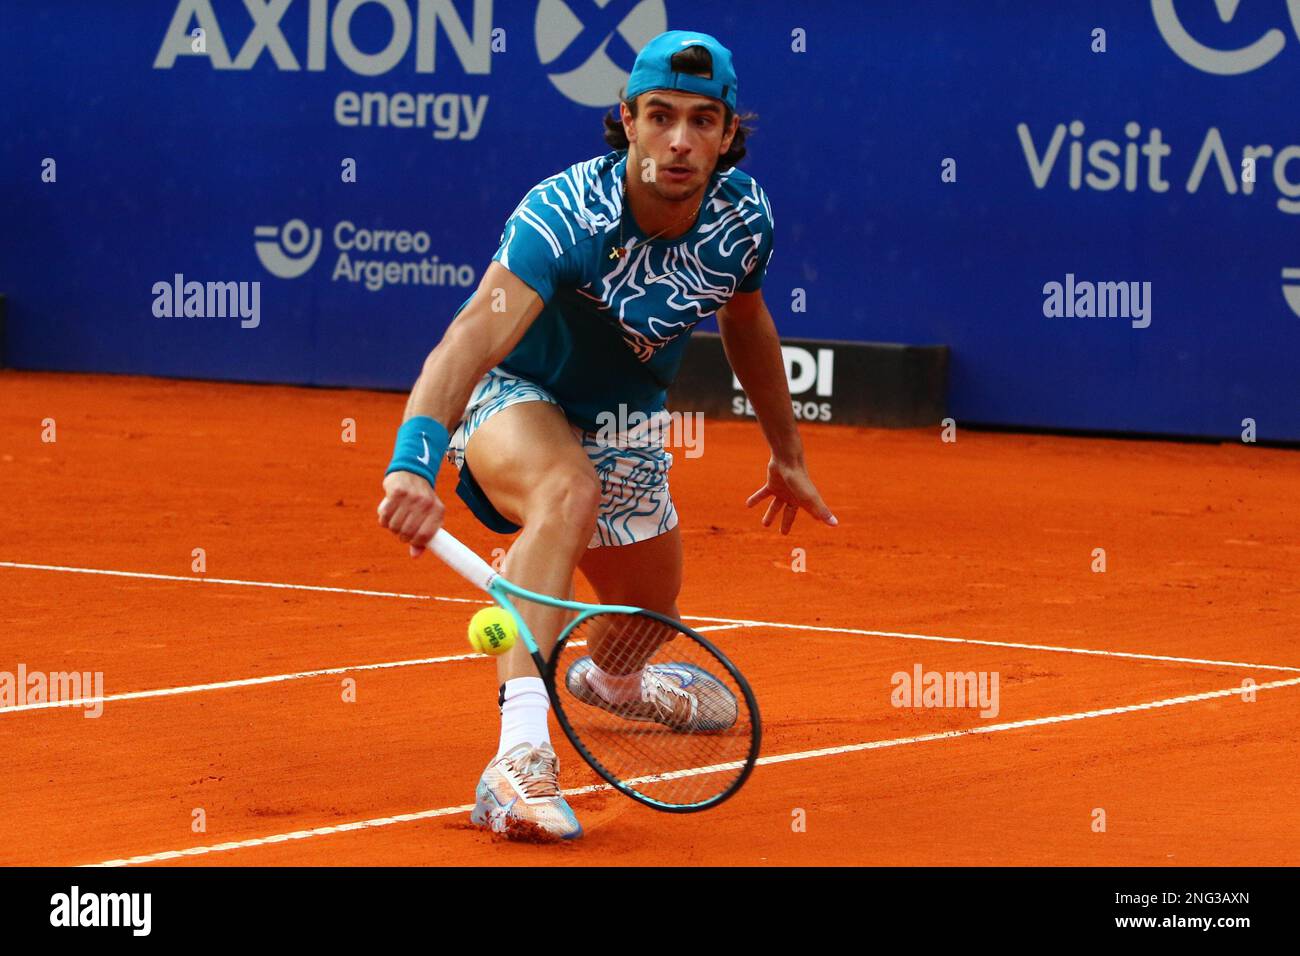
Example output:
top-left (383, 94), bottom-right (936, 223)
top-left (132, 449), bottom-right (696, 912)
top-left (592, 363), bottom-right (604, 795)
top-left (565, 657), bottom-right (738, 732)
top-left (470, 743), bottom-right (583, 842)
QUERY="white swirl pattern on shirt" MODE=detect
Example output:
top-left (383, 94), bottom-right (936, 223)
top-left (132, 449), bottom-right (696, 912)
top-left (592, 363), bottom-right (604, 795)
top-left (500, 155), bottom-right (773, 364)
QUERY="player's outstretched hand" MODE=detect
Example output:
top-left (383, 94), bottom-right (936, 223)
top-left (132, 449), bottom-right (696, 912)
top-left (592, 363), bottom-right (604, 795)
top-left (378, 471), bottom-right (445, 557)
top-left (746, 457), bottom-right (838, 534)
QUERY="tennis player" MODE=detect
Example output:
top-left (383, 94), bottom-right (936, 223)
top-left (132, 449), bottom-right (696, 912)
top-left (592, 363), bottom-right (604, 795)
top-left (378, 30), bottom-right (836, 840)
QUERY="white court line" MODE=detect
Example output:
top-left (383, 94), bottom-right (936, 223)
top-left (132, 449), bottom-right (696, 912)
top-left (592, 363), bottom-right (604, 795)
top-left (87, 675), bottom-right (1300, 867)
top-left (0, 560), bottom-right (475, 603)
top-left (3, 560), bottom-right (1296, 674)
top-left (0, 654), bottom-right (483, 715)
top-left (683, 615), bottom-right (1300, 674)
top-left (0, 625), bottom-right (748, 715)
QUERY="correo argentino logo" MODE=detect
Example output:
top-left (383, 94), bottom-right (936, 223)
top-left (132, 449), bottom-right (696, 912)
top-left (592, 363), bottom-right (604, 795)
top-left (1153, 0), bottom-right (1300, 74)
top-left (254, 219), bottom-right (322, 278)
top-left (535, 0), bottom-right (666, 107)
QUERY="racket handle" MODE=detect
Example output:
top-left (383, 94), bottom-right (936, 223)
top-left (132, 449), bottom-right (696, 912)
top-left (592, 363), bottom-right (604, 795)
top-left (429, 528), bottom-right (497, 593)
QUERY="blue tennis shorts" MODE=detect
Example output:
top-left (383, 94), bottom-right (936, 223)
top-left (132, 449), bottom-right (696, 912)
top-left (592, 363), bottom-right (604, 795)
top-left (446, 367), bottom-right (679, 548)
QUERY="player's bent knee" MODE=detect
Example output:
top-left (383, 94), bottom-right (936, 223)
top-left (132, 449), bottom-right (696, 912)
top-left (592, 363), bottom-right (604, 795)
top-left (524, 471), bottom-right (600, 539)
top-left (552, 472), bottom-right (600, 530)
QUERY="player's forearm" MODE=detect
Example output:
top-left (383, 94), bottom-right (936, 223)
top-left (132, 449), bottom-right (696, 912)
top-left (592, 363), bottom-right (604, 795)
top-left (402, 317), bottom-right (502, 430)
top-left (401, 264), bottom-right (544, 429)
top-left (383, 265), bottom-right (542, 495)
top-left (719, 307), bottom-right (805, 465)
top-left (383, 313), bottom-right (515, 496)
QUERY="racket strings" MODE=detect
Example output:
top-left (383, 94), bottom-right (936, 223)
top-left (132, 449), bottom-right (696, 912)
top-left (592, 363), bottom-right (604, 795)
top-left (554, 611), bottom-right (754, 808)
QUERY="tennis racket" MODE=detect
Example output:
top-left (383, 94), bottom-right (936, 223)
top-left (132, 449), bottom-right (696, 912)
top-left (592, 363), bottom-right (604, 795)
top-left (429, 528), bottom-right (760, 812)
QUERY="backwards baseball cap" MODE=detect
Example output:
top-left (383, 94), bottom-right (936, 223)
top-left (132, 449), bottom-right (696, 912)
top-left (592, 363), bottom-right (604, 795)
top-left (625, 30), bottom-right (738, 111)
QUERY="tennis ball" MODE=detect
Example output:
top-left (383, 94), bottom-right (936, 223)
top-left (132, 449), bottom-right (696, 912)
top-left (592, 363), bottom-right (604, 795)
top-left (468, 606), bottom-right (517, 655)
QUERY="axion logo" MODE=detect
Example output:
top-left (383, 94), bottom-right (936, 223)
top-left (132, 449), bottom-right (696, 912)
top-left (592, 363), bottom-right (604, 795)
top-left (254, 219), bottom-right (323, 278)
top-left (535, 0), bottom-right (666, 107)
top-left (1153, 0), bottom-right (1300, 74)
top-left (154, 0), bottom-right (490, 75)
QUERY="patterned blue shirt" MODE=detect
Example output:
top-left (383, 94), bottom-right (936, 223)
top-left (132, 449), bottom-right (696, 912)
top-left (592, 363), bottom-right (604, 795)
top-left (489, 150), bottom-right (774, 430)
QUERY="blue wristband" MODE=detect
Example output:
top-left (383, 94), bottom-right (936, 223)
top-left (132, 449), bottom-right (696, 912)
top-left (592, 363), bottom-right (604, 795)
top-left (385, 416), bottom-right (450, 488)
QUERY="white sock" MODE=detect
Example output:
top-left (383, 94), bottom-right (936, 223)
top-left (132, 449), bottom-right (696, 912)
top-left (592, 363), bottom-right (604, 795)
top-left (585, 664), bottom-right (645, 705)
top-left (497, 677), bottom-right (550, 757)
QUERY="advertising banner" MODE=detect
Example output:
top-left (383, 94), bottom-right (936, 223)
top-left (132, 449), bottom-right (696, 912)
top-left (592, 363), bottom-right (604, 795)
top-left (2, 2), bottom-right (1297, 439)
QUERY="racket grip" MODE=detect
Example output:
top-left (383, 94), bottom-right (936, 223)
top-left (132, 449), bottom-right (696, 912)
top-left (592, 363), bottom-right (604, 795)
top-left (429, 529), bottom-right (497, 593)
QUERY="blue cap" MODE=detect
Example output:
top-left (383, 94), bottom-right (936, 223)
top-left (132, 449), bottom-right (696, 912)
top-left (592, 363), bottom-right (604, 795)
top-left (626, 30), bottom-right (738, 111)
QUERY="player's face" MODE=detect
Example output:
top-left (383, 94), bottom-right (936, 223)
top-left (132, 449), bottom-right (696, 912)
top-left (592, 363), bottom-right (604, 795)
top-left (623, 92), bottom-right (739, 202)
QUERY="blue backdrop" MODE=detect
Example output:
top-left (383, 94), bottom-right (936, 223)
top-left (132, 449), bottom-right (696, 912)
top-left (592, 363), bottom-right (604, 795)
top-left (3, 0), bottom-right (1298, 439)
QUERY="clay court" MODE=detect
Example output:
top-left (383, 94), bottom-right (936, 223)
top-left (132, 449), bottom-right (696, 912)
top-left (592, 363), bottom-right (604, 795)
top-left (2, 371), bottom-right (1296, 867)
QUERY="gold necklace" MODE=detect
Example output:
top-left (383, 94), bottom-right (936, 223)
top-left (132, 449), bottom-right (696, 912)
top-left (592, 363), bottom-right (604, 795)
top-left (609, 196), bottom-right (703, 260)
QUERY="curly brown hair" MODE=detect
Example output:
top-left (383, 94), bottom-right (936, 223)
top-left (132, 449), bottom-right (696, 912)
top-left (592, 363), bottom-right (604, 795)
top-left (602, 44), bottom-right (756, 170)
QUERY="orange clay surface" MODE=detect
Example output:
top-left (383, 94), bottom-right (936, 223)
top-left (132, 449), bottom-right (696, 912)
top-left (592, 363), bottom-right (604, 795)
top-left (1, 370), bottom-right (1297, 867)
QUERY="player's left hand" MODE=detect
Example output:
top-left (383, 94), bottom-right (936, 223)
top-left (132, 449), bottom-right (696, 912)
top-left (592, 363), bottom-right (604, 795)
top-left (746, 457), bottom-right (838, 534)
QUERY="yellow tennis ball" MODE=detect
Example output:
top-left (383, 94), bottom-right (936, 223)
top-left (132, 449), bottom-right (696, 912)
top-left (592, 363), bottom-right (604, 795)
top-left (468, 606), bottom-right (517, 656)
